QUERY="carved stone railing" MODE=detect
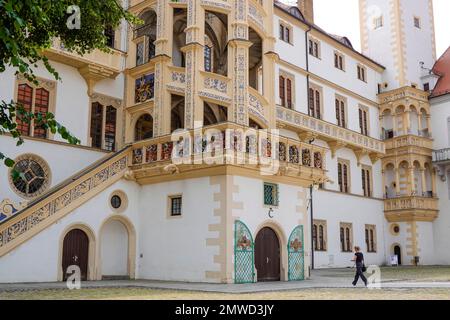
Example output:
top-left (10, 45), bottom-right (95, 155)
top-left (130, 122), bottom-right (327, 184)
top-left (385, 135), bottom-right (434, 150)
top-left (0, 147), bottom-right (130, 257)
top-left (378, 86), bottom-right (429, 105)
top-left (433, 148), bottom-right (450, 163)
top-left (384, 196), bottom-right (439, 222)
top-left (167, 66), bottom-right (186, 95)
top-left (276, 106), bottom-right (385, 156)
top-left (199, 71), bottom-right (232, 105)
top-left (46, 38), bottom-right (122, 77)
top-left (248, 87), bottom-right (268, 126)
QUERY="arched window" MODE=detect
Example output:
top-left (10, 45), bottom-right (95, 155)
top-left (135, 114), bottom-right (153, 141)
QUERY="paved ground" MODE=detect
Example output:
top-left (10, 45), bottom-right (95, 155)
top-left (2, 266), bottom-right (450, 294)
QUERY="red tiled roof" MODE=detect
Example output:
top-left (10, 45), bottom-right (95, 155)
top-left (431, 46), bottom-right (450, 98)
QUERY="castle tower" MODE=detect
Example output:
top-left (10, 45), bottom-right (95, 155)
top-left (359, 0), bottom-right (436, 90)
top-left (297, 0), bottom-right (314, 23)
top-left (360, 0), bottom-right (438, 265)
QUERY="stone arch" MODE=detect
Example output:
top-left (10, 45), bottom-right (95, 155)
top-left (58, 223), bottom-right (96, 281)
top-left (97, 215), bottom-right (136, 280)
top-left (134, 113), bottom-right (154, 141)
top-left (254, 220), bottom-right (288, 281)
top-left (409, 105), bottom-right (419, 135)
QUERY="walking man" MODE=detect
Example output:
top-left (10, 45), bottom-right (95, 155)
top-left (352, 246), bottom-right (367, 287)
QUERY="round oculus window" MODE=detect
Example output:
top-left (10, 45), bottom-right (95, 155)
top-left (111, 195), bottom-right (122, 209)
top-left (9, 155), bottom-right (50, 199)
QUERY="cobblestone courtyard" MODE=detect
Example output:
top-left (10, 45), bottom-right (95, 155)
top-left (2, 266), bottom-right (450, 300)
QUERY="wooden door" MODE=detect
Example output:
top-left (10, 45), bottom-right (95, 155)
top-left (255, 227), bottom-right (280, 282)
top-left (62, 229), bottom-right (89, 281)
top-left (394, 245), bottom-right (402, 265)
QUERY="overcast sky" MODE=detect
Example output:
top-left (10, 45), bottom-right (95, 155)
top-left (281, 0), bottom-right (450, 57)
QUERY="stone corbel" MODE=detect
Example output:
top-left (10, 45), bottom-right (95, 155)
top-left (298, 132), bottom-right (318, 143)
top-left (434, 164), bottom-right (447, 181)
top-left (354, 149), bottom-right (369, 166)
top-left (328, 141), bottom-right (347, 158)
top-left (369, 152), bottom-right (382, 164)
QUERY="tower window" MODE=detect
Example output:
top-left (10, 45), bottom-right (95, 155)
top-left (374, 16), bottom-right (383, 29)
top-left (423, 83), bottom-right (430, 92)
top-left (357, 65), bottom-right (367, 82)
top-left (334, 52), bottom-right (345, 71)
top-left (279, 22), bottom-right (293, 44)
top-left (308, 37), bottom-right (320, 58)
top-left (414, 16), bottom-right (421, 29)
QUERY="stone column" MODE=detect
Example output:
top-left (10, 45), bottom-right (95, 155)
top-left (426, 115), bottom-right (432, 137)
top-left (408, 167), bottom-right (416, 195)
top-left (183, 0), bottom-right (205, 129)
top-left (395, 167), bottom-right (401, 196)
top-left (228, 0), bottom-right (250, 126)
top-left (420, 168), bottom-right (427, 197)
top-left (405, 111), bottom-right (411, 135)
top-left (431, 169), bottom-right (437, 196)
top-left (153, 1), bottom-right (174, 136)
top-left (262, 1), bottom-right (276, 129)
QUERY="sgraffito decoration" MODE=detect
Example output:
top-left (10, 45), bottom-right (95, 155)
top-left (234, 220), bottom-right (255, 284)
top-left (288, 225), bottom-right (305, 281)
top-left (0, 199), bottom-right (26, 222)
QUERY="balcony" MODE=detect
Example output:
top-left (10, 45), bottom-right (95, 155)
top-left (433, 148), bottom-right (450, 163)
top-left (384, 134), bottom-right (434, 151)
top-left (129, 122), bottom-right (327, 185)
top-left (384, 196), bottom-right (439, 222)
top-left (276, 106), bottom-right (385, 162)
top-left (45, 38), bottom-right (122, 81)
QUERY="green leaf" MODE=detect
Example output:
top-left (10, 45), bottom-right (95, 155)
top-left (4, 158), bottom-right (15, 167)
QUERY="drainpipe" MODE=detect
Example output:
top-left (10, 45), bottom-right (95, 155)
top-left (304, 25), bottom-right (314, 271)
top-left (305, 25), bottom-right (312, 116)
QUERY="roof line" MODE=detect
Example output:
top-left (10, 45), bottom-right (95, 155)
top-left (273, 2), bottom-right (386, 70)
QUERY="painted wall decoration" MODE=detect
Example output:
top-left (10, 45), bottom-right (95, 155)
top-left (0, 199), bottom-right (26, 222)
top-left (135, 73), bottom-right (155, 104)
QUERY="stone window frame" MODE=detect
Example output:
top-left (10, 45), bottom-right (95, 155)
top-left (87, 92), bottom-right (122, 151)
top-left (14, 75), bottom-right (57, 139)
top-left (313, 219), bottom-right (328, 252)
top-left (361, 164), bottom-right (373, 197)
top-left (167, 194), bottom-right (183, 218)
top-left (263, 182), bottom-right (279, 208)
top-left (337, 158), bottom-right (351, 194)
top-left (108, 190), bottom-right (128, 214)
top-left (279, 20), bottom-right (293, 45)
top-left (308, 36), bottom-right (321, 59)
top-left (335, 94), bottom-right (348, 128)
top-left (8, 153), bottom-right (52, 200)
top-left (308, 82), bottom-right (324, 120)
top-left (279, 69), bottom-right (296, 109)
top-left (358, 104), bottom-right (370, 136)
top-left (334, 51), bottom-right (346, 71)
top-left (365, 224), bottom-right (377, 253)
top-left (357, 64), bottom-right (367, 82)
top-left (339, 222), bottom-right (353, 253)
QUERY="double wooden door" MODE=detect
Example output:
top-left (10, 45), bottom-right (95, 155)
top-left (255, 227), bottom-right (280, 282)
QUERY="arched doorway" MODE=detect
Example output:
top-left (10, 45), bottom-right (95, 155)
top-left (100, 219), bottom-right (129, 279)
top-left (62, 229), bottom-right (89, 281)
top-left (255, 227), bottom-right (280, 282)
top-left (394, 245), bottom-right (402, 265)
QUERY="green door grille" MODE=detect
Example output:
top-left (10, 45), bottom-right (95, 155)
top-left (288, 225), bottom-right (305, 281)
top-left (234, 220), bottom-right (255, 284)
